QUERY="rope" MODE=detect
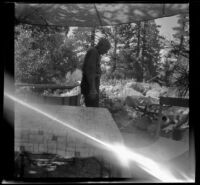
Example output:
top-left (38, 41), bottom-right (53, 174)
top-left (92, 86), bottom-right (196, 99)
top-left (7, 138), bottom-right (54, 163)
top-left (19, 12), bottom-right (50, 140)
top-left (162, 4), bottom-right (166, 16)
top-left (93, 4), bottom-right (109, 38)
top-left (33, 8), bottom-right (49, 26)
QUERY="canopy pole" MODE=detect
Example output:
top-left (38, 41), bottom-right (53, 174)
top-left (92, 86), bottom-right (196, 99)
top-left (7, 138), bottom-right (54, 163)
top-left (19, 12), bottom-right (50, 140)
top-left (162, 4), bottom-right (166, 16)
top-left (93, 4), bottom-right (109, 38)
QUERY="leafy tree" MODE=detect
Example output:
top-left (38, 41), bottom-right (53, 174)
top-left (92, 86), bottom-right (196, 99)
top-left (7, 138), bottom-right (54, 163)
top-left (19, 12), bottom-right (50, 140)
top-left (15, 24), bottom-right (79, 84)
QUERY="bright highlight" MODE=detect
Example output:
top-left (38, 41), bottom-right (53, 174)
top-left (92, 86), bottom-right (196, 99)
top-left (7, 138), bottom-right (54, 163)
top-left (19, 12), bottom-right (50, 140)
top-left (4, 91), bottom-right (194, 182)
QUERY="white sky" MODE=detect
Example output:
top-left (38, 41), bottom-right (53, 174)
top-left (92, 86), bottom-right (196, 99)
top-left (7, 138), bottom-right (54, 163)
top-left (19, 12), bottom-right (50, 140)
top-left (155, 15), bottom-right (179, 41)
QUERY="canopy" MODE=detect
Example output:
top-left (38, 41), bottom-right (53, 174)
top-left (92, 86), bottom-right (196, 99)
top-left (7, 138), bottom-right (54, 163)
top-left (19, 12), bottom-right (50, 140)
top-left (15, 3), bottom-right (189, 27)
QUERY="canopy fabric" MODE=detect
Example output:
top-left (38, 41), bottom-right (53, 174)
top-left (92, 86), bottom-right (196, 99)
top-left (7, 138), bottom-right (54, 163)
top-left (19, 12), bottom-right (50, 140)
top-left (15, 3), bottom-right (189, 27)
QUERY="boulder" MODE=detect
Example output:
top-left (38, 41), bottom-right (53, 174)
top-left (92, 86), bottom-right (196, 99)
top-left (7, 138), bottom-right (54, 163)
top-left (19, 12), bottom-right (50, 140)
top-left (125, 96), bottom-right (143, 108)
top-left (119, 87), bottom-right (144, 100)
top-left (145, 89), bottom-right (160, 99)
top-left (125, 82), bottom-right (150, 95)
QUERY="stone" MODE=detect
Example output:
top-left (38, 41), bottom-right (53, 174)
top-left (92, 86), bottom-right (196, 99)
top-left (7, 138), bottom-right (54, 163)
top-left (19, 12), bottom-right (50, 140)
top-left (127, 82), bottom-right (147, 95)
top-left (120, 87), bottom-right (144, 99)
top-left (145, 89), bottom-right (160, 99)
top-left (125, 95), bottom-right (144, 108)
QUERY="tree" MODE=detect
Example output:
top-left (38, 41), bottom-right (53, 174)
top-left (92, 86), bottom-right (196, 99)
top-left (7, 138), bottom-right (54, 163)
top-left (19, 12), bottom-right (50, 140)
top-left (168, 13), bottom-right (189, 97)
top-left (140, 21), bottom-right (163, 82)
top-left (15, 24), bottom-right (79, 84)
top-left (71, 27), bottom-right (100, 54)
top-left (171, 14), bottom-right (189, 59)
top-left (98, 21), bottom-right (162, 81)
top-left (116, 21), bottom-right (162, 81)
top-left (99, 25), bottom-right (123, 75)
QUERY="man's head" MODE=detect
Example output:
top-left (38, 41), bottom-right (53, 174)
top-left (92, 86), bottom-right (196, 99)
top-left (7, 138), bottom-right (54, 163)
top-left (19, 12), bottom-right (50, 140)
top-left (96, 38), bottom-right (111, 55)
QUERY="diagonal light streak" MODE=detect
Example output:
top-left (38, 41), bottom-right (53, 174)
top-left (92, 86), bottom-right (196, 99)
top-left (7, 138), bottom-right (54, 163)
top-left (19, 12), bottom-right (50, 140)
top-left (4, 92), bottom-right (194, 182)
top-left (5, 92), bottom-right (112, 149)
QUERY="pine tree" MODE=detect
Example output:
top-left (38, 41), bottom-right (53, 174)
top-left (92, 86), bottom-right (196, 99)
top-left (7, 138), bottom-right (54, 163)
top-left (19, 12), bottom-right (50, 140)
top-left (171, 13), bottom-right (189, 97)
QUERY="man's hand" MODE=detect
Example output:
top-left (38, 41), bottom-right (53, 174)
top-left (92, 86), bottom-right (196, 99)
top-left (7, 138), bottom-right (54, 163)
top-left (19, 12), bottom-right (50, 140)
top-left (88, 89), bottom-right (98, 100)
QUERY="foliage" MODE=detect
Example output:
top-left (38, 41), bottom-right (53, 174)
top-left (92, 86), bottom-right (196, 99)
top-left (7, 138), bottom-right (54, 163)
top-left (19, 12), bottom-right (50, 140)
top-left (15, 14), bottom-right (189, 98)
top-left (15, 24), bottom-right (79, 84)
top-left (172, 57), bottom-right (189, 97)
top-left (98, 21), bottom-right (163, 81)
top-left (171, 14), bottom-right (189, 97)
top-left (156, 14), bottom-right (189, 96)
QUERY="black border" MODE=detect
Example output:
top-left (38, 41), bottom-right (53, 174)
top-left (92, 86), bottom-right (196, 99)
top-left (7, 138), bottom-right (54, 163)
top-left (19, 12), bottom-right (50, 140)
top-left (2, 0), bottom-right (197, 184)
top-left (2, 2), bottom-right (15, 182)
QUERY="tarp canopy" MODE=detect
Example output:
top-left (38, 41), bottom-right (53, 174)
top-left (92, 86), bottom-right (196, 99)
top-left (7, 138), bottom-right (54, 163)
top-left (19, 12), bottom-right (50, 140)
top-left (15, 3), bottom-right (189, 27)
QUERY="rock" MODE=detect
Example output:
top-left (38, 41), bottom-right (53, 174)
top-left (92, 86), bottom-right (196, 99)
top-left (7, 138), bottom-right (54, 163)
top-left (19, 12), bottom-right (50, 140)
top-left (125, 81), bottom-right (136, 88)
top-left (145, 96), bottom-right (159, 105)
top-left (145, 89), bottom-right (160, 99)
top-left (119, 87), bottom-right (144, 100)
top-left (125, 96), bottom-right (143, 108)
top-left (125, 82), bottom-right (150, 96)
top-left (150, 82), bottom-right (162, 90)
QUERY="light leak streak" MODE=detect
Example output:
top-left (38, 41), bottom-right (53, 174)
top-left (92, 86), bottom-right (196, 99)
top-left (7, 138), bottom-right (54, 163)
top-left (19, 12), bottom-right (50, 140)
top-left (4, 92), bottom-right (193, 182)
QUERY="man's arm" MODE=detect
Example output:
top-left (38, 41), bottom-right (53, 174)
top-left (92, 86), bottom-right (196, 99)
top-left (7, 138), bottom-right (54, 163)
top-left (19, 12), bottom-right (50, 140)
top-left (84, 49), bottom-right (99, 94)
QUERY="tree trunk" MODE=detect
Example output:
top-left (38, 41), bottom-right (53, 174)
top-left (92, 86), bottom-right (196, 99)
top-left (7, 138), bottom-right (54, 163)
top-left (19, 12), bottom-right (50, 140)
top-left (112, 26), bottom-right (118, 73)
top-left (135, 22), bottom-right (143, 82)
top-left (91, 27), bottom-right (96, 47)
top-left (142, 21), bottom-right (148, 82)
top-left (136, 22), bottom-right (141, 58)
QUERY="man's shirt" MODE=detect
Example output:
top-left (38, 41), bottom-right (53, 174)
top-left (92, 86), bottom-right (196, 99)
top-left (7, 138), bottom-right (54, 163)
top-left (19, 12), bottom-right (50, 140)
top-left (82, 47), bottom-right (101, 78)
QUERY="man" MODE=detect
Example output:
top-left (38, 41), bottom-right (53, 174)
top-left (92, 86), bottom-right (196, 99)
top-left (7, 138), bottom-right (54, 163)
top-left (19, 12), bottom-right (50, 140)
top-left (81, 38), bottom-right (111, 107)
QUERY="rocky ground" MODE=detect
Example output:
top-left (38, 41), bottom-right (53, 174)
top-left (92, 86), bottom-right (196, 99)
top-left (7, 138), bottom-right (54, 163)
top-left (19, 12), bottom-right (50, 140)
top-left (99, 80), bottom-right (189, 142)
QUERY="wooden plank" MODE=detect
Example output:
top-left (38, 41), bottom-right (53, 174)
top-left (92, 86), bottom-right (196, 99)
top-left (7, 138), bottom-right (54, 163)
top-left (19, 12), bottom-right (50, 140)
top-left (18, 93), bottom-right (80, 106)
top-left (15, 83), bottom-right (79, 90)
top-left (160, 97), bottom-right (189, 107)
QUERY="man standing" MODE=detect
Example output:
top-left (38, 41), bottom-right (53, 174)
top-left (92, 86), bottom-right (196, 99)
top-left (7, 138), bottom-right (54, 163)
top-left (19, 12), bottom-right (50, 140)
top-left (81, 38), bottom-right (111, 107)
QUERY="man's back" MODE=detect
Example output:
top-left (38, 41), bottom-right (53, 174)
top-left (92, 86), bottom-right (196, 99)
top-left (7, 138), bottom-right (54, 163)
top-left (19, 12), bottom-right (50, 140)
top-left (82, 47), bottom-right (100, 76)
